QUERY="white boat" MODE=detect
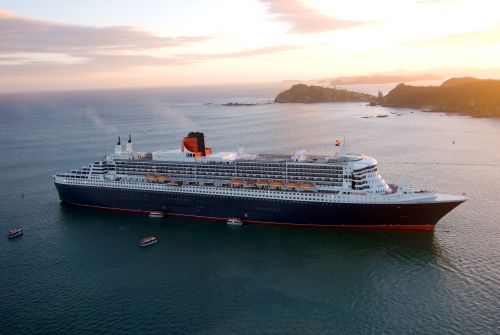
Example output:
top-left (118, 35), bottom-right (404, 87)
top-left (7, 228), bottom-right (23, 238)
top-left (139, 236), bottom-right (157, 247)
top-left (149, 211), bottom-right (164, 218)
top-left (227, 218), bottom-right (243, 226)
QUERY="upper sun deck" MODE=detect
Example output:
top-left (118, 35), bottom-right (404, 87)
top-left (104, 131), bottom-right (374, 168)
top-left (107, 150), bottom-right (369, 166)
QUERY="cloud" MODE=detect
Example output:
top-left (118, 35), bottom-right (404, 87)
top-left (0, 54), bottom-right (194, 77)
top-left (0, 9), bottom-right (210, 54)
top-left (397, 24), bottom-right (500, 50)
top-left (0, 57), bottom-right (30, 62)
top-left (0, 47), bottom-right (304, 77)
top-left (176, 45), bottom-right (305, 60)
top-left (259, 0), bottom-right (379, 34)
top-left (0, 9), bottom-right (303, 77)
top-left (414, 0), bottom-right (460, 4)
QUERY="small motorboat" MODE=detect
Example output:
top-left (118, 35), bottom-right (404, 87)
top-left (7, 228), bottom-right (23, 238)
top-left (139, 236), bottom-right (157, 247)
top-left (227, 218), bottom-right (243, 226)
top-left (149, 211), bottom-right (164, 218)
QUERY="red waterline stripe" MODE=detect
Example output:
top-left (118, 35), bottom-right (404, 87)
top-left (65, 202), bottom-right (435, 231)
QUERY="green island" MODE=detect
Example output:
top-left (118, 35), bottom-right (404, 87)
top-left (274, 83), bottom-right (375, 103)
top-left (382, 77), bottom-right (500, 117)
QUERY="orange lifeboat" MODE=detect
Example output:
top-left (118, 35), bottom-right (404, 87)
top-left (299, 183), bottom-right (314, 189)
top-left (270, 181), bottom-right (283, 187)
top-left (245, 180), bottom-right (256, 185)
top-left (157, 175), bottom-right (169, 182)
top-left (145, 174), bottom-right (157, 180)
top-left (167, 181), bottom-right (180, 186)
top-left (285, 182), bottom-right (298, 188)
top-left (256, 180), bottom-right (269, 187)
top-left (230, 179), bottom-right (244, 184)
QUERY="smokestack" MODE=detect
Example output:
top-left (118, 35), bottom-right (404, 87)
top-left (189, 132), bottom-right (206, 156)
top-left (126, 134), bottom-right (133, 153)
top-left (115, 136), bottom-right (122, 154)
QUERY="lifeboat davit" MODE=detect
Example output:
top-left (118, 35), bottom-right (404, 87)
top-left (230, 179), bottom-right (244, 184)
top-left (285, 182), bottom-right (298, 188)
top-left (157, 175), bottom-right (169, 182)
top-left (299, 183), bottom-right (314, 189)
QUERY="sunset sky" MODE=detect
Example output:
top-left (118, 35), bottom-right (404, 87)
top-left (1, 0), bottom-right (499, 92)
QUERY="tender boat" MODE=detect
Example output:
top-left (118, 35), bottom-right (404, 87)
top-left (227, 218), bottom-right (243, 226)
top-left (7, 228), bottom-right (23, 238)
top-left (139, 236), bottom-right (157, 247)
top-left (149, 211), bottom-right (164, 218)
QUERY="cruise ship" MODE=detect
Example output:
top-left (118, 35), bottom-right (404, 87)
top-left (53, 132), bottom-right (466, 230)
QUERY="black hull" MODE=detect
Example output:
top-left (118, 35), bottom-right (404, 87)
top-left (55, 184), bottom-right (463, 230)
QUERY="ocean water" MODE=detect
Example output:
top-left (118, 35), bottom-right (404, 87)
top-left (1, 83), bottom-right (499, 334)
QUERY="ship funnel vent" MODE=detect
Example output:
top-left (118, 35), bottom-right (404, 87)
top-left (182, 132), bottom-right (206, 156)
top-left (126, 134), bottom-right (133, 153)
top-left (115, 136), bottom-right (123, 154)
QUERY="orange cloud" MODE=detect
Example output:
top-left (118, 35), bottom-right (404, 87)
top-left (259, 0), bottom-right (380, 34)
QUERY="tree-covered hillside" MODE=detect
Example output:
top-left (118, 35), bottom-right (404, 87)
top-left (383, 78), bottom-right (500, 117)
top-left (274, 84), bottom-right (375, 103)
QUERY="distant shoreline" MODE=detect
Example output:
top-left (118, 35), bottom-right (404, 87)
top-left (275, 78), bottom-right (500, 118)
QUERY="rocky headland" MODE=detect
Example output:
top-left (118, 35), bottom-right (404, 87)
top-left (382, 77), bottom-right (500, 117)
top-left (274, 84), bottom-right (375, 103)
top-left (274, 78), bottom-right (500, 118)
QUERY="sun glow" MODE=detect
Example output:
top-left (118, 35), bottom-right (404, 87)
top-left (1, 0), bottom-right (500, 92)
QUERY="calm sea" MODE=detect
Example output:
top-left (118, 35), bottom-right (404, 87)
top-left (1, 82), bottom-right (499, 334)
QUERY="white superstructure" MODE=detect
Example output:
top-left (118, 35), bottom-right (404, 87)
top-left (53, 134), bottom-right (465, 205)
